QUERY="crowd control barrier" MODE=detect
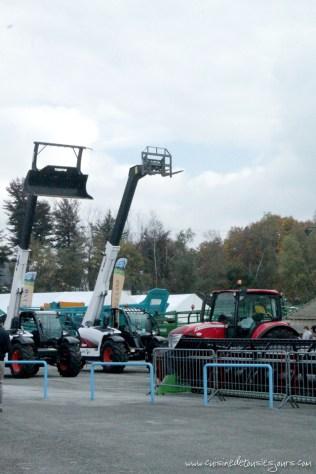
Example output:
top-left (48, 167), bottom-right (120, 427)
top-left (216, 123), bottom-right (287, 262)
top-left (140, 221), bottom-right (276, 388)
top-left (6, 360), bottom-right (48, 400)
top-left (154, 347), bottom-right (316, 407)
top-left (89, 361), bottom-right (155, 403)
top-left (203, 362), bottom-right (274, 409)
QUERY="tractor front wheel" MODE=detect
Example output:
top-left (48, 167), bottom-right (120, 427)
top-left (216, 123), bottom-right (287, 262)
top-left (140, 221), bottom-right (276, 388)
top-left (57, 344), bottom-right (82, 377)
top-left (101, 340), bottom-right (128, 373)
top-left (9, 344), bottom-right (36, 378)
top-left (261, 327), bottom-right (299, 339)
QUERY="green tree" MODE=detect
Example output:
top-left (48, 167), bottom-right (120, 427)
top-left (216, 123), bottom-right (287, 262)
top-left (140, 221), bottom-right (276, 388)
top-left (3, 178), bottom-right (53, 247)
top-left (52, 199), bottom-right (86, 290)
top-left (118, 241), bottom-right (150, 294)
top-left (53, 199), bottom-right (81, 248)
top-left (278, 234), bottom-right (314, 303)
top-left (224, 214), bottom-right (291, 288)
top-left (0, 231), bottom-right (10, 266)
top-left (0, 230), bottom-right (11, 293)
top-left (196, 234), bottom-right (227, 293)
top-left (28, 240), bottom-right (57, 292)
top-left (166, 229), bottom-right (197, 293)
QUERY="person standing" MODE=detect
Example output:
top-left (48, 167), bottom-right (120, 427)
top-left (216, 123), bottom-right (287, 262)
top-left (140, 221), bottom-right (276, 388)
top-left (302, 326), bottom-right (313, 340)
top-left (0, 319), bottom-right (11, 412)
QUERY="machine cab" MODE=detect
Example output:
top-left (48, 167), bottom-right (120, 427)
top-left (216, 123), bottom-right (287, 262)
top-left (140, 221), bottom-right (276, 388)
top-left (18, 311), bottom-right (77, 345)
top-left (205, 289), bottom-right (283, 338)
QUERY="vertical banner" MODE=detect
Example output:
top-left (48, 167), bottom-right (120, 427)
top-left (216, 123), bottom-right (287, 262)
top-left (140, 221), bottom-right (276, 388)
top-left (111, 258), bottom-right (128, 309)
top-left (21, 271), bottom-right (37, 307)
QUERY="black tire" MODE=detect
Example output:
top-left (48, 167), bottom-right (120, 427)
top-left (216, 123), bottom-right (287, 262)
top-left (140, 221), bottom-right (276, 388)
top-left (101, 340), bottom-right (128, 373)
top-left (9, 343), bottom-right (36, 378)
top-left (57, 344), bottom-right (82, 377)
top-left (29, 365), bottom-right (40, 376)
top-left (262, 327), bottom-right (299, 339)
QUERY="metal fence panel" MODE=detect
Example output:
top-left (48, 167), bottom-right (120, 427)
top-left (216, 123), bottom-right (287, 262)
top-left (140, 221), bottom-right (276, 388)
top-left (154, 347), bottom-right (316, 406)
top-left (213, 349), bottom-right (288, 402)
top-left (286, 351), bottom-right (316, 405)
top-left (203, 362), bottom-right (274, 409)
top-left (154, 348), bottom-right (215, 393)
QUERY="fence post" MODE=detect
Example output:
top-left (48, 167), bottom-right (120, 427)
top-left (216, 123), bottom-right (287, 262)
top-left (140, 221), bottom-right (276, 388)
top-left (90, 363), bottom-right (96, 401)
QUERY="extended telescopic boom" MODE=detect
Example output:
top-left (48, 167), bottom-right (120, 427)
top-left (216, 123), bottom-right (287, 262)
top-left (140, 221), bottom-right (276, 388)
top-left (82, 147), bottom-right (181, 326)
top-left (5, 142), bottom-right (92, 330)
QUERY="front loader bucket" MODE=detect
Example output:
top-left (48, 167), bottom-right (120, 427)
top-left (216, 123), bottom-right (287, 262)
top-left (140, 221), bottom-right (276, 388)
top-left (24, 166), bottom-right (92, 199)
top-left (23, 141), bottom-right (93, 199)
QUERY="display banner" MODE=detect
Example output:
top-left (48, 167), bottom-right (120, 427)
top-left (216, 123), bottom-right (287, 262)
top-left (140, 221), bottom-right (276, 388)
top-left (21, 271), bottom-right (37, 307)
top-left (111, 258), bottom-right (128, 309)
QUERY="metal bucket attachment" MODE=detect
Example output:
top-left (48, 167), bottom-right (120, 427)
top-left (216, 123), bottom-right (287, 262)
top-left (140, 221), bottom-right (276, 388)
top-left (24, 165), bottom-right (92, 199)
top-left (23, 141), bottom-right (93, 200)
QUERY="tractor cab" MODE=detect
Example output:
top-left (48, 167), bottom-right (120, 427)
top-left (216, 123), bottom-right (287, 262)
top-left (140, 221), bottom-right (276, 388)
top-left (103, 307), bottom-right (166, 361)
top-left (206, 290), bottom-right (282, 338)
top-left (18, 311), bottom-right (78, 346)
top-left (168, 289), bottom-right (299, 348)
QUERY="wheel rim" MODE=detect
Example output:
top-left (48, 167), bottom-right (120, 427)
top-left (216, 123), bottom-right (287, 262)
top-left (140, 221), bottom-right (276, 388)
top-left (11, 350), bottom-right (22, 374)
top-left (59, 361), bottom-right (68, 371)
top-left (103, 347), bottom-right (113, 362)
top-left (59, 350), bottom-right (69, 371)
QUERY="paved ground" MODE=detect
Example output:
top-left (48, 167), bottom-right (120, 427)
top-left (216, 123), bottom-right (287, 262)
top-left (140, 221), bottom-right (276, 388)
top-left (1, 365), bottom-right (315, 474)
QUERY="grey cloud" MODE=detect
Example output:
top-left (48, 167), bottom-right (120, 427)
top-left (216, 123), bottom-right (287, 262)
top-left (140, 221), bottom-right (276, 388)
top-left (1, 1), bottom-right (316, 243)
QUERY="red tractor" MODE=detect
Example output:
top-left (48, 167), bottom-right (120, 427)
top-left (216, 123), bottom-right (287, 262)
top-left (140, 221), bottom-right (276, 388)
top-left (168, 288), bottom-right (299, 349)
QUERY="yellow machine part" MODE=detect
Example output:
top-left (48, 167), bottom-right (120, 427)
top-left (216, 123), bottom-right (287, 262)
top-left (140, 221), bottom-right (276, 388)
top-left (42, 301), bottom-right (85, 309)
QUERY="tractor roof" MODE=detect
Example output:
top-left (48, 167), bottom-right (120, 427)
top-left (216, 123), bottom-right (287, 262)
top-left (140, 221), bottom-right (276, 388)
top-left (211, 289), bottom-right (281, 296)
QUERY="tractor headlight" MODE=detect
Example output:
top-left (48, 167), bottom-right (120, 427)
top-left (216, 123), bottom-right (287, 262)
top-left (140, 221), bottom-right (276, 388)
top-left (168, 334), bottom-right (182, 348)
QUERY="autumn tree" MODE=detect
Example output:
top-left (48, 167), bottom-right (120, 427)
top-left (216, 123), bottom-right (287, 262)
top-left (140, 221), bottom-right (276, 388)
top-left (196, 233), bottom-right (227, 293)
top-left (166, 229), bottom-right (197, 293)
top-left (278, 234), bottom-right (314, 303)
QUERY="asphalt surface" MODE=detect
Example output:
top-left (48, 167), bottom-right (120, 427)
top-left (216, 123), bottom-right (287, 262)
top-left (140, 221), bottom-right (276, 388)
top-left (1, 365), bottom-right (315, 474)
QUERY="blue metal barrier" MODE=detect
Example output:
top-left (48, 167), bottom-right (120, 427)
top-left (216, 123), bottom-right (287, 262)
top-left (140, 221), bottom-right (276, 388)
top-left (6, 360), bottom-right (49, 400)
top-left (203, 362), bottom-right (274, 409)
top-left (89, 362), bottom-right (155, 403)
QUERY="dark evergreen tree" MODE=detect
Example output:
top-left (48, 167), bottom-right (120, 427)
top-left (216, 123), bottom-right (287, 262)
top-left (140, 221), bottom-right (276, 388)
top-left (0, 230), bottom-right (11, 292)
top-left (53, 199), bottom-right (81, 248)
top-left (0, 231), bottom-right (10, 266)
top-left (28, 240), bottom-right (57, 292)
top-left (3, 177), bottom-right (53, 247)
top-left (52, 199), bottom-right (86, 290)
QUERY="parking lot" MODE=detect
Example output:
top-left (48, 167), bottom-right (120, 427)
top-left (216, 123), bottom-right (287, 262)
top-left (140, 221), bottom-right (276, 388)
top-left (1, 365), bottom-right (316, 474)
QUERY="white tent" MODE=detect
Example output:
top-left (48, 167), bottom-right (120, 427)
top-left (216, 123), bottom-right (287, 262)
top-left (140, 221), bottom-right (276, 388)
top-left (165, 294), bottom-right (203, 312)
top-left (0, 291), bottom-right (202, 314)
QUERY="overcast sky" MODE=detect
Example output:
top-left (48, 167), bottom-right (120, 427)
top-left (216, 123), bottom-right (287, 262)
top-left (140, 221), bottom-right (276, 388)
top-left (1, 1), bottom-right (316, 245)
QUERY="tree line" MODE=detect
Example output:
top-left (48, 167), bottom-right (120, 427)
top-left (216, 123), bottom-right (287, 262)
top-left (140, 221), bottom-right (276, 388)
top-left (1, 178), bottom-right (316, 304)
